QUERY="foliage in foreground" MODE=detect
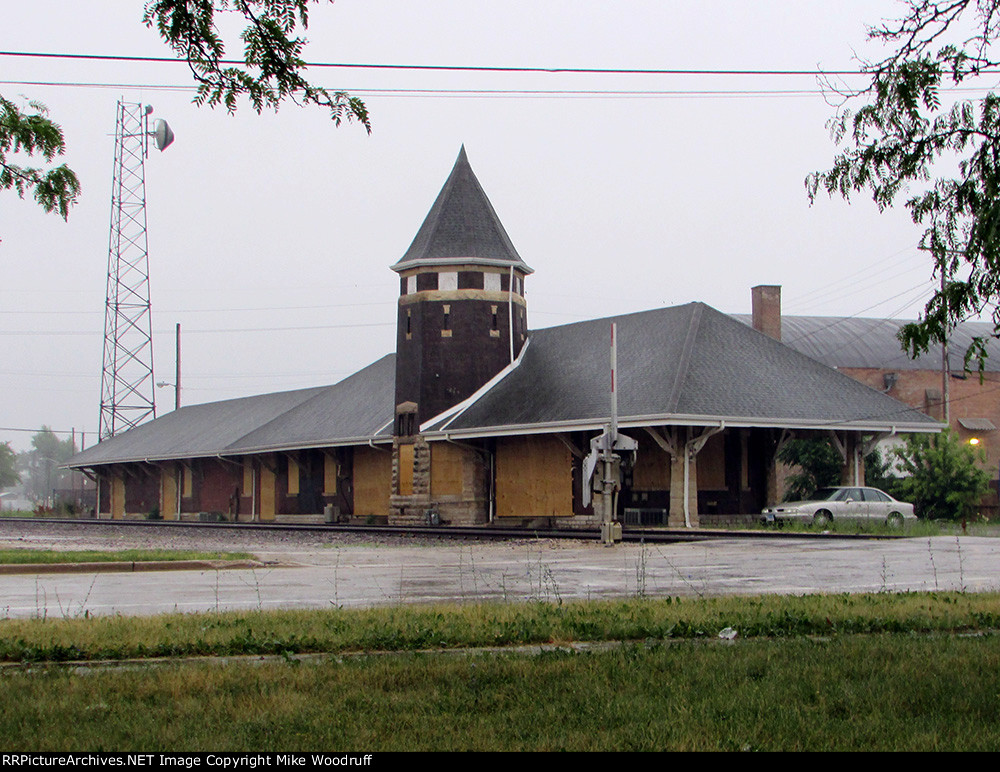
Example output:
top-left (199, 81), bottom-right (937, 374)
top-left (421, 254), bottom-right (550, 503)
top-left (1, 592), bottom-right (999, 664)
top-left (0, 96), bottom-right (79, 219)
top-left (2, 634), bottom-right (999, 751)
top-left (810, 0), bottom-right (1000, 366)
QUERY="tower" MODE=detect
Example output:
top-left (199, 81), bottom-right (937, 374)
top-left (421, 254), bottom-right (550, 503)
top-left (391, 146), bottom-right (533, 429)
top-left (98, 101), bottom-right (157, 440)
top-left (98, 100), bottom-right (173, 440)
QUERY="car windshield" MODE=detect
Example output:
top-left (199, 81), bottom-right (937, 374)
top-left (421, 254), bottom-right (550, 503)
top-left (810, 488), bottom-right (843, 501)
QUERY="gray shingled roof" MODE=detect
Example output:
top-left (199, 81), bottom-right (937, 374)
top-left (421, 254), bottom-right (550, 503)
top-left (733, 314), bottom-right (1000, 372)
top-left (69, 305), bottom-right (941, 469)
top-left (392, 146), bottom-right (533, 273)
top-left (68, 355), bottom-right (396, 467)
top-left (431, 304), bottom-right (940, 436)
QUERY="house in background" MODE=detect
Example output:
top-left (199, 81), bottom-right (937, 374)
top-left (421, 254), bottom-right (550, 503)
top-left (67, 149), bottom-right (940, 528)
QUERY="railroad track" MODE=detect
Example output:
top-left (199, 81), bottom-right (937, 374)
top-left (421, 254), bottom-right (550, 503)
top-left (0, 517), bottom-right (897, 542)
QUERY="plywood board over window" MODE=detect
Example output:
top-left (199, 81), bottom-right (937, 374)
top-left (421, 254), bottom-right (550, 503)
top-left (324, 454), bottom-right (338, 495)
top-left (398, 443), bottom-right (415, 495)
top-left (496, 435), bottom-right (573, 517)
top-left (354, 446), bottom-right (392, 517)
top-left (111, 475), bottom-right (125, 519)
top-left (431, 442), bottom-right (465, 496)
top-left (259, 462), bottom-right (276, 521)
top-left (243, 461), bottom-right (253, 497)
top-left (161, 466), bottom-right (178, 520)
top-left (698, 434), bottom-right (726, 490)
top-left (632, 436), bottom-right (671, 491)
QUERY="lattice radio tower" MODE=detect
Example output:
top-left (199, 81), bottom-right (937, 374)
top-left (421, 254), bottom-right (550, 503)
top-left (98, 100), bottom-right (173, 440)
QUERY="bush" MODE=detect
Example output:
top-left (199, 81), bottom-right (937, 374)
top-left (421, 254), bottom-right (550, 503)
top-left (777, 437), bottom-right (842, 501)
top-left (893, 430), bottom-right (991, 520)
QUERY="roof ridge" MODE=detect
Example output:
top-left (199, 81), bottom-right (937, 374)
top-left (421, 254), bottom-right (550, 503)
top-left (664, 303), bottom-right (703, 413)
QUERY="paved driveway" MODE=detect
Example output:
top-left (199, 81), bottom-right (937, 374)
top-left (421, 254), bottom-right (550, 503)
top-left (1, 523), bottom-right (998, 618)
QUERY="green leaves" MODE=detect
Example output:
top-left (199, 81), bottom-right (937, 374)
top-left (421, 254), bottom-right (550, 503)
top-left (810, 1), bottom-right (1000, 368)
top-left (0, 95), bottom-right (80, 219)
top-left (0, 442), bottom-right (18, 489)
top-left (892, 430), bottom-right (990, 519)
top-left (143, 0), bottom-right (370, 132)
top-left (776, 437), bottom-right (842, 501)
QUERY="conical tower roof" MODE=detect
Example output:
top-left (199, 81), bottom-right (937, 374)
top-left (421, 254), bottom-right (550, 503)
top-left (392, 146), bottom-right (533, 273)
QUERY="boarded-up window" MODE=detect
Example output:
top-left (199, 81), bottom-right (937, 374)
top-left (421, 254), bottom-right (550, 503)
top-left (431, 442), bottom-right (464, 496)
top-left (260, 462), bottom-right (276, 521)
top-left (484, 272), bottom-right (501, 292)
top-left (287, 456), bottom-right (300, 495)
top-left (354, 446), bottom-right (392, 517)
top-left (243, 461), bottom-right (253, 497)
top-left (324, 454), bottom-right (338, 494)
top-left (161, 466), bottom-right (178, 519)
top-left (398, 443), bottom-right (414, 495)
top-left (698, 434), bottom-right (726, 490)
top-left (632, 438), bottom-right (671, 491)
top-left (112, 475), bottom-right (125, 519)
top-left (496, 435), bottom-right (573, 517)
top-left (440, 271), bottom-right (458, 291)
top-left (182, 466), bottom-right (193, 497)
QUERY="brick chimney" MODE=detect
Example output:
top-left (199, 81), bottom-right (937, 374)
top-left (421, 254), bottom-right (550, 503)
top-left (751, 285), bottom-right (781, 341)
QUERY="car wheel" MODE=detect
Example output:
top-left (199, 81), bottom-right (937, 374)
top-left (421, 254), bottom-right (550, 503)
top-left (887, 512), bottom-right (904, 528)
top-left (813, 510), bottom-right (832, 527)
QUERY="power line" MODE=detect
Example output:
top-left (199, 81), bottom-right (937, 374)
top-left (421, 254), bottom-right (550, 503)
top-left (0, 50), bottom-right (878, 76)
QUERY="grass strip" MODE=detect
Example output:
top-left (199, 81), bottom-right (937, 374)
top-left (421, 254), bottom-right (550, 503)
top-left (2, 633), bottom-right (998, 751)
top-left (0, 549), bottom-right (256, 565)
top-left (1, 591), bottom-right (999, 663)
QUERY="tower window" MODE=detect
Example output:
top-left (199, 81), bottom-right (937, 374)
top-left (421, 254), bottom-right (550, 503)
top-left (490, 305), bottom-right (500, 338)
top-left (440, 272), bottom-right (458, 291)
top-left (484, 273), bottom-right (501, 292)
top-left (442, 304), bottom-right (452, 337)
top-left (459, 271), bottom-right (484, 290)
top-left (406, 275), bottom-right (416, 294)
top-left (406, 309), bottom-right (412, 340)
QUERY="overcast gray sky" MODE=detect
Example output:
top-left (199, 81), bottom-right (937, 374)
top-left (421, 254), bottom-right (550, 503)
top-left (0, 1), bottom-right (980, 452)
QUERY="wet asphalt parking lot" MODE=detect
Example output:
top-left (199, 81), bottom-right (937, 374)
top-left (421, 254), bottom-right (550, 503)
top-left (1, 521), bottom-right (998, 618)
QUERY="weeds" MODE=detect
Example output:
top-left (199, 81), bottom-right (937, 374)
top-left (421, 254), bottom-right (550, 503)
top-left (3, 592), bottom-right (998, 665)
top-left (957, 536), bottom-right (966, 592)
top-left (635, 539), bottom-right (648, 598)
top-left (928, 538), bottom-right (940, 591)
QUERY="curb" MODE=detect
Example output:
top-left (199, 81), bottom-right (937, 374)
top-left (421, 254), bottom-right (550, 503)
top-left (0, 559), bottom-right (270, 576)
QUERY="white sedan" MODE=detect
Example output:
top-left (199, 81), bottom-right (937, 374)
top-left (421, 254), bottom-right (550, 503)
top-left (762, 486), bottom-right (916, 527)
